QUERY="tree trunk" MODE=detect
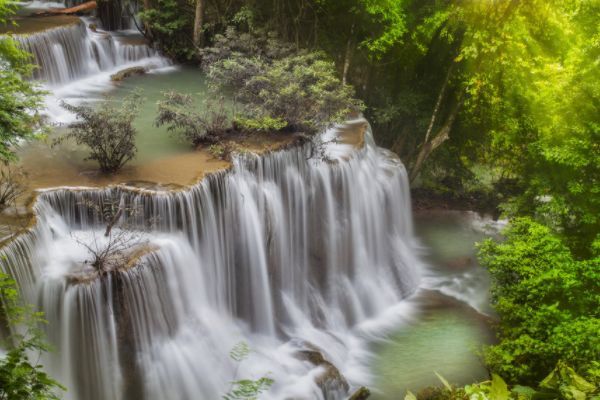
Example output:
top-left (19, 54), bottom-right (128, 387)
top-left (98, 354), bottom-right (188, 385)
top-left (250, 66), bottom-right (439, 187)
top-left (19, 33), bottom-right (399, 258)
top-left (193, 0), bottom-right (206, 48)
top-left (143, 0), bottom-right (152, 36)
top-left (391, 124), bottom-right (411, 156)
top-left (409, 97), bottom-right (463, 183)
top-left (342, 24), bottom-right (355, 85)
top-left (422, 65), bottom-right (453, 145)
top-left (34, 1), bottom-right (96, 16)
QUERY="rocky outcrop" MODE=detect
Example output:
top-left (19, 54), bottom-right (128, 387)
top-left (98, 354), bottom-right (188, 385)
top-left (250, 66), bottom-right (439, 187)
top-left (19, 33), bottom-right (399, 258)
top-left (294, 342), bottom-right (350, 398)
top-left (110, 66), bottom-right (146, 81)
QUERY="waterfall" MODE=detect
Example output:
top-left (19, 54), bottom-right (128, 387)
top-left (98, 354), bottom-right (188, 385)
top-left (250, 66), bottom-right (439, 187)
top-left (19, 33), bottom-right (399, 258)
top-left (13, 20), bottom-right (167, 85)
top-left (0, 124), bottom-right (422, 399)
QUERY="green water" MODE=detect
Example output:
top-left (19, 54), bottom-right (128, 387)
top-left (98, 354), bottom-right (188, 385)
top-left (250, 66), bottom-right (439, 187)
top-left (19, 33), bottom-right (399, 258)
top-left (108, 67), bottom-right (209, 162)
top-left (372, 211), bottom-right (498, 398)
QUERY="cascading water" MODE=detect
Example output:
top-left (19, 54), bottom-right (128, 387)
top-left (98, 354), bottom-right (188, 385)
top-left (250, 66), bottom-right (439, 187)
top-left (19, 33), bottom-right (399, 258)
top-left (14, 19), bottom-right (167, 85)
top-left (0, 124), bottom-right (423, 399)
top-left (7, 9), bottom-right (172, 123)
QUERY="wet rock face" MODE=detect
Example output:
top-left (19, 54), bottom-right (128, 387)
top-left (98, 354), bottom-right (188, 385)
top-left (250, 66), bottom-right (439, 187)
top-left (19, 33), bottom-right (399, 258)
top-left (295, 342), bottom-right (350, 398)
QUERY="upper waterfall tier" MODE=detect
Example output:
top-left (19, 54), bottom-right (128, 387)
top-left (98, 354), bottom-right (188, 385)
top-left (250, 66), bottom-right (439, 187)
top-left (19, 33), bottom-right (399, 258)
top-left (0, 123), bottom-right (422, 400)
top-left (13, 18), bottom-right (168, 85)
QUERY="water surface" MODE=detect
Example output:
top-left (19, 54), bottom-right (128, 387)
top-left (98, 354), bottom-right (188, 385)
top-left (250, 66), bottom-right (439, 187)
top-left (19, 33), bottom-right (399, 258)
top-left (372, 211), bottom-right (500, 398)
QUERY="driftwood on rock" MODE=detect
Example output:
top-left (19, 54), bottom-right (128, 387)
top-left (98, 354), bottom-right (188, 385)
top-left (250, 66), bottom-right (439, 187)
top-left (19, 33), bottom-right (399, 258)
top-left (34, 1), bottom-right (97, 16)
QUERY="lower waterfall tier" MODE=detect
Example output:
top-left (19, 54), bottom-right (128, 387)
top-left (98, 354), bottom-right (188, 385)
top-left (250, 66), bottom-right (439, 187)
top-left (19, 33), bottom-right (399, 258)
top-left (0, 124), bottom-right (422, 400)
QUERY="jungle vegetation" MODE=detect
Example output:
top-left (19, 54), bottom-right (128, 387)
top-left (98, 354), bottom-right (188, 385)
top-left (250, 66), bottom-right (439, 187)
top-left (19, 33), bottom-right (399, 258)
top-left (0, 0), bottom-right (597, 398)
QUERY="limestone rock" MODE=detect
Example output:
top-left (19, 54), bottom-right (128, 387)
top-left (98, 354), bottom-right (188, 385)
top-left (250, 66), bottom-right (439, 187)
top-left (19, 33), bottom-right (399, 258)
top-left (111, 66), bottom-right (146, 82)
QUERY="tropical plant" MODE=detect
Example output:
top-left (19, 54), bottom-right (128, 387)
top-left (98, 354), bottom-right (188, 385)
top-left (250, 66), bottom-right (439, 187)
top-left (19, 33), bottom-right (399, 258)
top-left (57, 91), bottom-right (142, 173)
top-left (477, 218), bottom-right (600, 384)
top-left (155, 93), bottom-right (231, 146)
top-left (0, 272), bottom-right (65, 400)
top-left (223, 342), bottom-right (273, 400)
top-left (408, 363), bottom-right (599, 400)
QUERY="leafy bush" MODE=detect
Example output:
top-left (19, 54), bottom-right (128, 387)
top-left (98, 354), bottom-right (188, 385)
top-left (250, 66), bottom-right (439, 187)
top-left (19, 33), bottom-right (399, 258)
top-left (0, 3), bottom-right (44, 161)
top-left (199, 26), bottom-right (295, 68)
top-left (58, 92), bottom-right (142, 173)
top-left (155, 92), bottom-right (231, 146)
top-left (138, 0), bottom-right (195, 60)
top-left (207, 144), bottom-right (226, 159)
top-left (203, 27), bottom-right (363, 134)
top-left (0, 273), bottom-right (64, 399)
top-left (234, 116), bottom-right (287, 132)
top-left (0, 167), bottom-right (25, 211)
top-left (477, 218), bottom-right (600, 384)
top-left (409, 364), bottom-right (599, 400)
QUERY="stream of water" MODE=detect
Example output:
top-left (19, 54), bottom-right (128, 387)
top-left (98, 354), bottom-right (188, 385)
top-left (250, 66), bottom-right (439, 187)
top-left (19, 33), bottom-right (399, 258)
top-left (0, 8), bottom-right (498, 400)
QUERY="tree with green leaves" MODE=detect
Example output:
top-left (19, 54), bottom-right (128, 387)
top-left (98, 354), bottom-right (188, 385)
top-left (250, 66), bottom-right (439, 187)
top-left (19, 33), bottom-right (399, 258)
top-left (58, 91), bottom-right (142, 174)
top-left (478, 218), bottom-right (599, 384)
top-left (0, 272), bottom-right (64, 400)
top-left (314, 0), bottom-right (407, 84)
top-left (0, 0), bottom-right (44, 161)
top-left (203, 27), bottom-right (363, 134)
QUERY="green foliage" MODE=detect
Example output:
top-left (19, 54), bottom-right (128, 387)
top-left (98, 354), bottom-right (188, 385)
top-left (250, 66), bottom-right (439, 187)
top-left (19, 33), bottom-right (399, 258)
top-left (58, 91), bottom-right (142, 173)
top-left (0, 272), bottom-right (64, 399)
top-left (229, 341), bottom-right (250, 363)
top-left (223, 377), bottom-right (274, 400)
top-left (0, 0), bottom-right (44, 161)
top-left (155, 92), bottom-right (231, 146)
top-left (223, 342), bottom-right (273, 400)
top-left (199, 26), bottom-right (295, 68)
top-left (207, 144), bottom-right (226, 159)
top-left (203, 28), bottom-right (363, 134)
top-left (412, 366), bottom-right (599, 400)
top-left (234, 116), bottom-right (287, 132)
top-left (138, 0), bottom-right (195, 60)
top-left (477, 218), bottom-right (600, 384)
top-left (314, 0), bottom-right (407, 58)
top-left (238, 51), bottom-right (363, 132)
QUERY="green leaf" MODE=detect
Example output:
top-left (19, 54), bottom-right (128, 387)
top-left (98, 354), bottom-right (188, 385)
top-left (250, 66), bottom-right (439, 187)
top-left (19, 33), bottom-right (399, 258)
top-left (405, 390), bottom-right (418, 400)
top-left (490, 374), bottom-right (510, 400)
top-left (435, 372), bottom-right (453, 391)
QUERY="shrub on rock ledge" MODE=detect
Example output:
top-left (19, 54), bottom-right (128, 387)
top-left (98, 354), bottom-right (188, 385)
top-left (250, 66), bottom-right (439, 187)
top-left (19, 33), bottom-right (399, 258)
top-left (155, 92), bottom-right (231, 146)
top-left (58, 91), bottom-right (142, 174)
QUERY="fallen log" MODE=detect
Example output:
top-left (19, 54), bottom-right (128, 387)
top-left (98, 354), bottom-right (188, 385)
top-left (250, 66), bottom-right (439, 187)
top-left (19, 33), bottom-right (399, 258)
top-left (34, 1), bottom-right (97, 16)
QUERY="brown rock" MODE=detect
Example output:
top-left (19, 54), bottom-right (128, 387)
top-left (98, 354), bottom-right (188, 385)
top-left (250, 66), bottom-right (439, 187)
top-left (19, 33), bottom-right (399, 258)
top-left (110, 66), bottom-right (146, 82)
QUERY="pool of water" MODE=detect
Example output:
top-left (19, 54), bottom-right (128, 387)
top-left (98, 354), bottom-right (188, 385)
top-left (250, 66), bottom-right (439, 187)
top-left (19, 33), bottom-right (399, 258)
top-left (371, 211), bottom-right (502, 398)
top-left (14, 67), bottom-right (234, 190)
top-left (107, 66), bottom-right (210, 162)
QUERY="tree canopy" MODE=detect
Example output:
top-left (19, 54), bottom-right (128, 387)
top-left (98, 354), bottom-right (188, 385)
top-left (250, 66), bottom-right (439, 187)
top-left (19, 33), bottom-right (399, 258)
top-left (0, 0), bottom-right (43, 161)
